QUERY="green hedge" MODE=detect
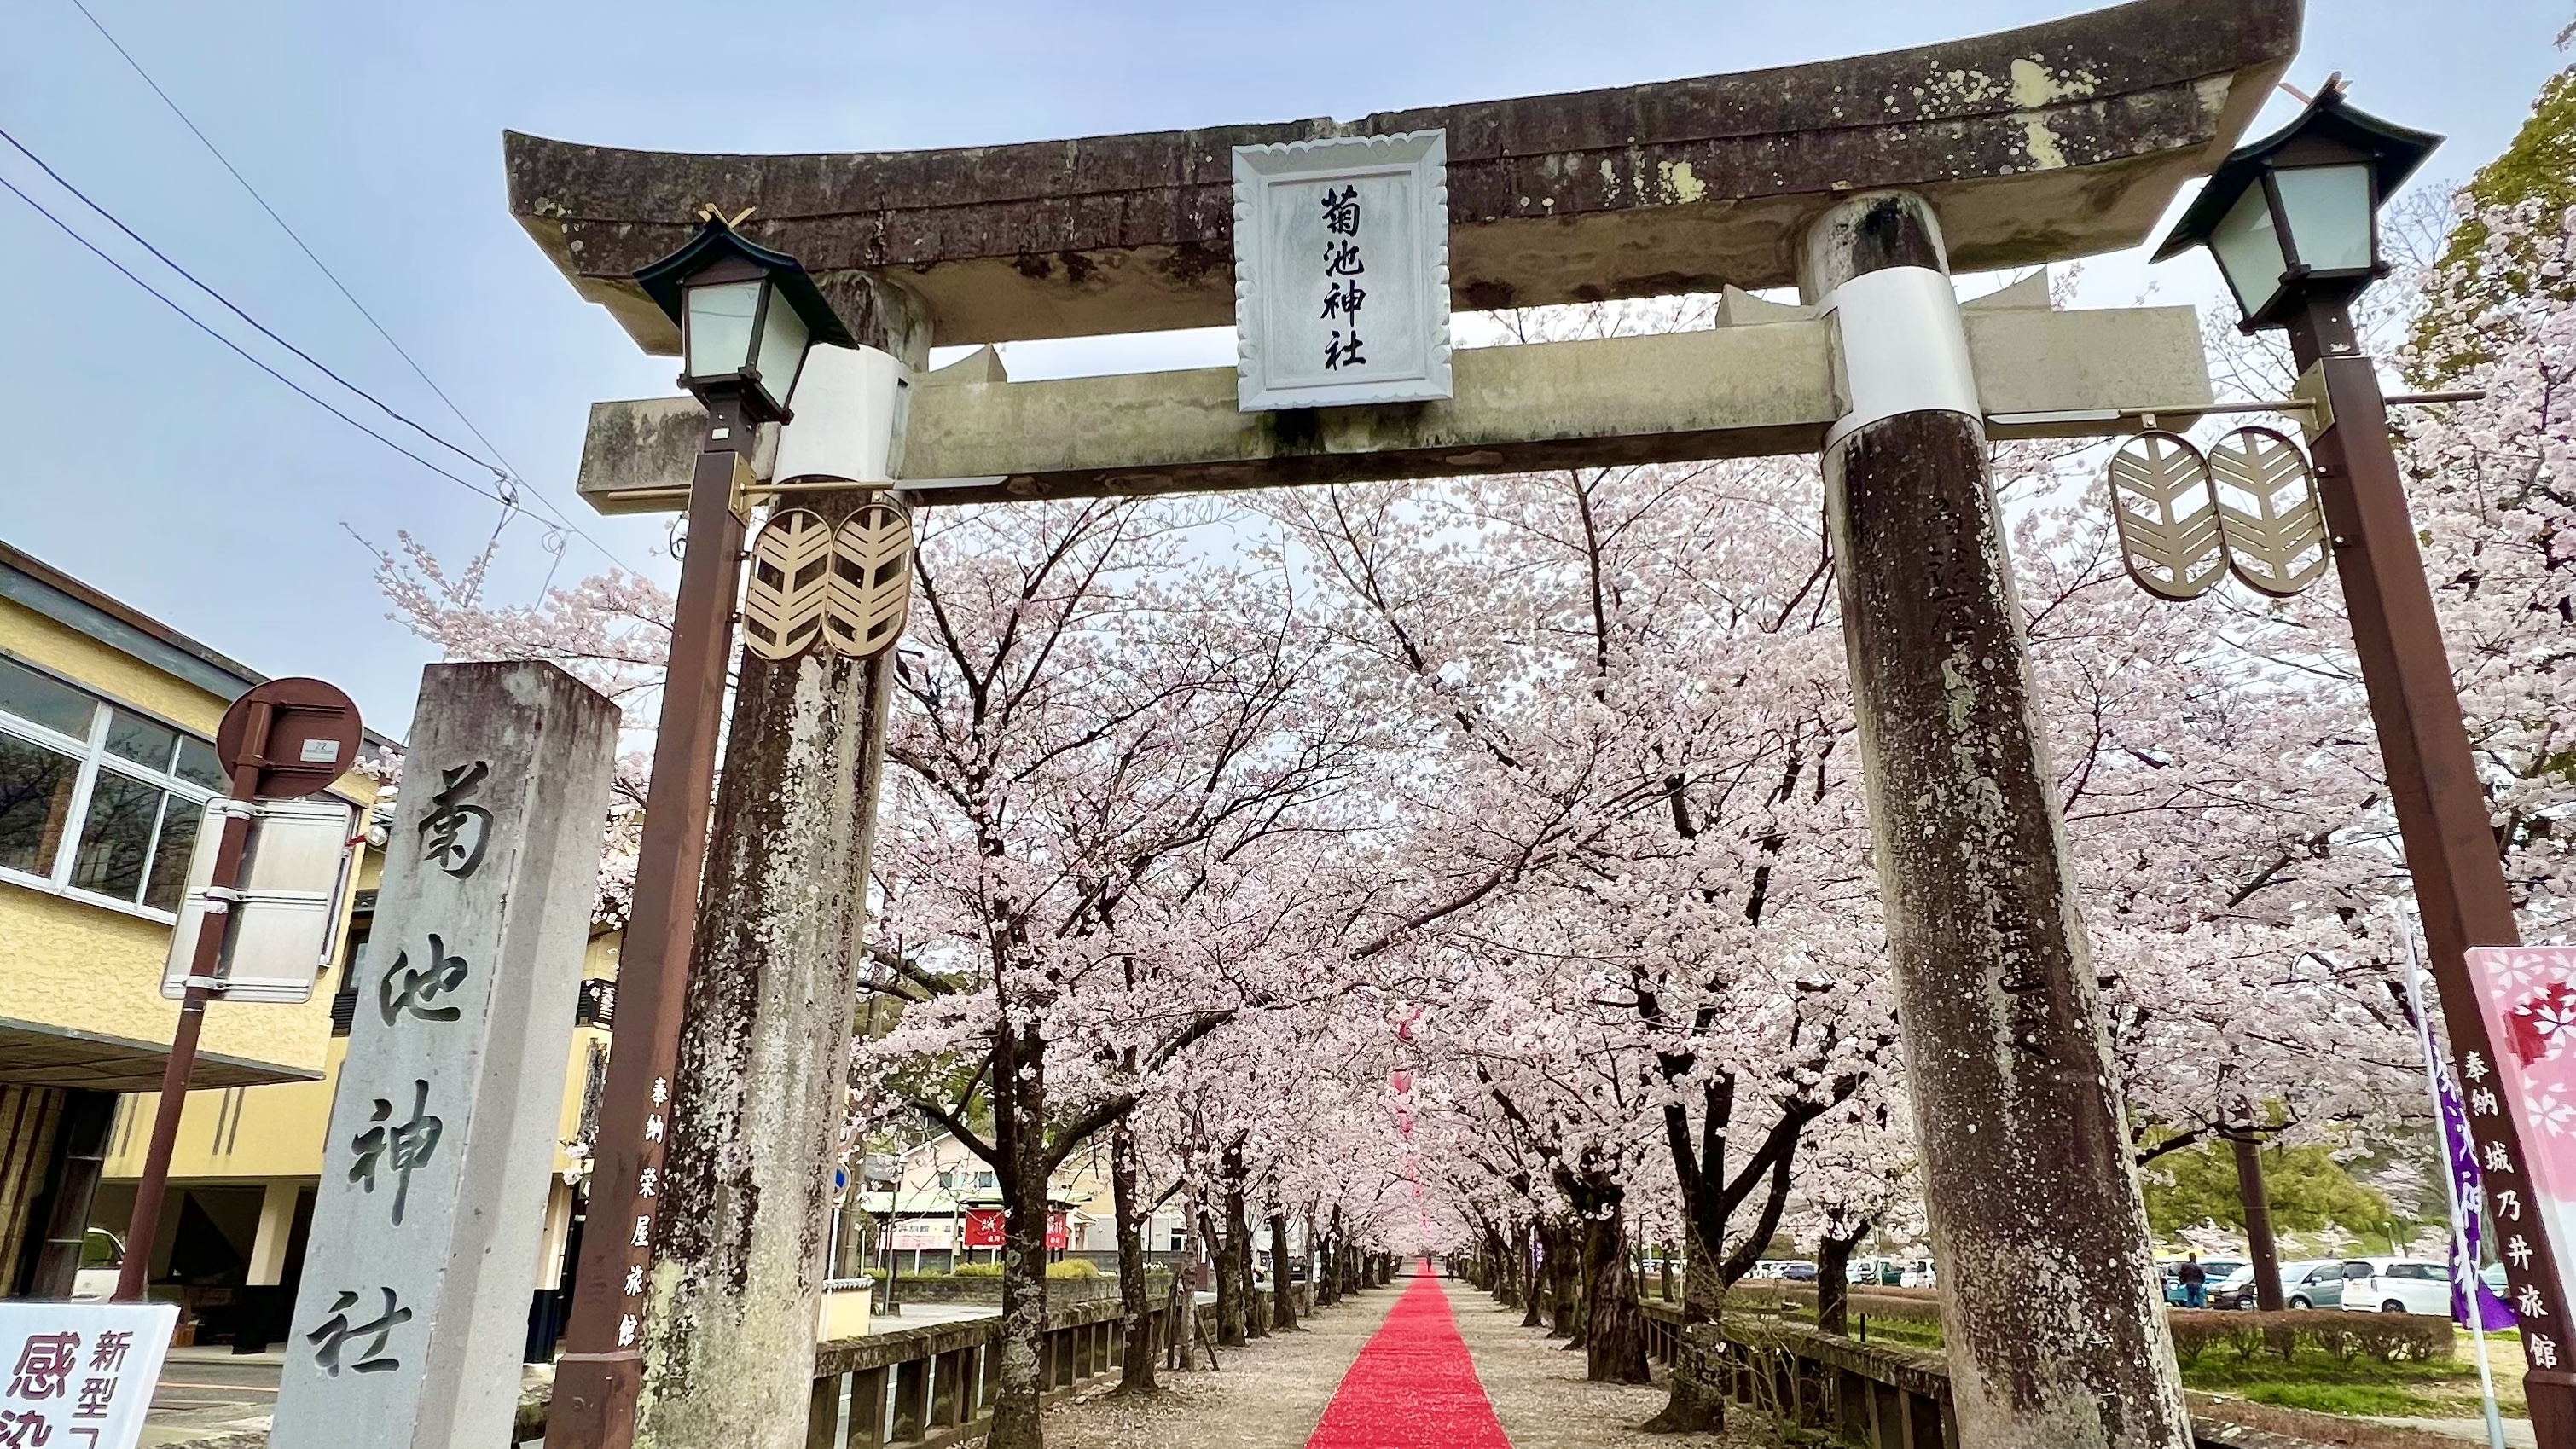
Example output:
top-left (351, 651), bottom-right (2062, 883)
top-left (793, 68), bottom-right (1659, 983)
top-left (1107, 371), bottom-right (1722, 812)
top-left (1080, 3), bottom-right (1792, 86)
top-left (939, 1260), bottom-right (1101, 1279)
top-left (1727, 1286), bottom-right (2451, 1369)
top-left (2164, 1309), bottom-right (2451, 1367)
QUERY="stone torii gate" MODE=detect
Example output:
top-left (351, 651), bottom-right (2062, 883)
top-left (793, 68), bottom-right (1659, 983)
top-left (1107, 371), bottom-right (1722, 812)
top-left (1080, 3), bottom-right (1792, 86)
top-left (507, 2), bottom-right (2304, 1446)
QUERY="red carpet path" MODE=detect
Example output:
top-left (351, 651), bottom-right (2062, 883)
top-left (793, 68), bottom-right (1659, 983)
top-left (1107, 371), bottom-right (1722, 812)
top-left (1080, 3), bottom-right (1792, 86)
top-left (1303, 1266), bottom-right (1515, 1449)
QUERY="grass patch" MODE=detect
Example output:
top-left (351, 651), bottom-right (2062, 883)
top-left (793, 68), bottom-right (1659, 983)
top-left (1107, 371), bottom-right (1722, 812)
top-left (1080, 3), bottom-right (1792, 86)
top-left (2183, 1342), bottom-right (2519, 1420)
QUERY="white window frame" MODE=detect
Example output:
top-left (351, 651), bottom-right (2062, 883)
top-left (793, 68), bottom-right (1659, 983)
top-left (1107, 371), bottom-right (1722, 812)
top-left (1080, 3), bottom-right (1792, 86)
top-left (0, 656), bottom-right (221, 924)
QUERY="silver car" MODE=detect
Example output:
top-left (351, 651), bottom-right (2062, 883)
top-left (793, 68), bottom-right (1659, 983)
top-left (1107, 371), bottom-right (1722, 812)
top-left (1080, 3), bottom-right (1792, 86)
top-left (2220, 1259), bottom-right (2347, 1310)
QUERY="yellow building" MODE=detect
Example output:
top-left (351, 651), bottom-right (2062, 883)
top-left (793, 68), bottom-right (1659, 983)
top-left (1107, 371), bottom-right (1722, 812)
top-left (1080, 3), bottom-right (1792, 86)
top-left (0, 539), bottom-right (612, 1354)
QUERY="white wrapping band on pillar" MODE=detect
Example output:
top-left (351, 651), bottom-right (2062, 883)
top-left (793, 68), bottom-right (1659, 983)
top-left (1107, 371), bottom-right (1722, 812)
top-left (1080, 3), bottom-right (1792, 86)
top-left (771, 343), bottom-right (907, 485)
top-left (1819, 264), bottom-right (1981, 450)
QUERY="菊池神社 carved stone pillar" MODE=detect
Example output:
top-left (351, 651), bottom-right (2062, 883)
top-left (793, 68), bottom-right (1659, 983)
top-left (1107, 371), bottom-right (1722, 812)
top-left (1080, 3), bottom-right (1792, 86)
top-left (1796, 191), bottom-right (2189, 1449)
top-left (631, 275), bottom-right (929, 1449)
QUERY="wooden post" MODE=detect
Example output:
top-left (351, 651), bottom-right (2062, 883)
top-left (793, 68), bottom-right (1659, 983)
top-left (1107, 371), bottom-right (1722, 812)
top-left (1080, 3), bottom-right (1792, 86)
top-left (631, 282), bottom-right (929, 1449)
top-left (551, 390), bottom-right (756, 1449)
top-left (2284, 292), bottom-right (2576, 1439)
top-left (2228, 1130), bottom-right (2283, 1313)
top-left (1797, 191), bottom-right (2188, 1449)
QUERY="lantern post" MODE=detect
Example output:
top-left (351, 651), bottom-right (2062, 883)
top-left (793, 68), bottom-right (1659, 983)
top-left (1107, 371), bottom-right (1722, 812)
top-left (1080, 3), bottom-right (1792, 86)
top-left (2157, 83), bottom-right (2576, 1440)
top-left (547, 218), bottom-right (850, 1449)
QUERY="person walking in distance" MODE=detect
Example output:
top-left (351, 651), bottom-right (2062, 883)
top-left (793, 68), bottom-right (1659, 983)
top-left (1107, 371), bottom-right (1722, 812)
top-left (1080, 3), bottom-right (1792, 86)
top-left (2179, 1253), bottom-right (2207, 1309)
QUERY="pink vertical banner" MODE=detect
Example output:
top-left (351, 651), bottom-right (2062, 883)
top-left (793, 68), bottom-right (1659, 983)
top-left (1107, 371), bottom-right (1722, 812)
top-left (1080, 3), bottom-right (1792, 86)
top-left (2464, 946), bottom-right (2576, 1356)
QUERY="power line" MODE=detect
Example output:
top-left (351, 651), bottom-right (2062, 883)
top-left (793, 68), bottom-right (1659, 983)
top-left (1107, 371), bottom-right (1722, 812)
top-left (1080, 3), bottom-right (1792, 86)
top-left (63, 0), bottom-right (538, 494)
top-left (0, 171), bottom-right (510, 504)
top-left (0, 123), bottom-right (510, 485)
top-left (0, 111), bottom-right (636, 575)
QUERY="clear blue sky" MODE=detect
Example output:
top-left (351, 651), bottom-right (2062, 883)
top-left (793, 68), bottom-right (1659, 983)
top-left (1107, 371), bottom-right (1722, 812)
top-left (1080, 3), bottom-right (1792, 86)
top-left (1, 0), bottom-right (2563, 737)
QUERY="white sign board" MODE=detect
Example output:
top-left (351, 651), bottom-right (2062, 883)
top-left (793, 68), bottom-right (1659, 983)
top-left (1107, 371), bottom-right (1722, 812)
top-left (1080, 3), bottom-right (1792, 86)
top-left (162, 797), bottom-right (359, 1005)
top-left (270, 663), bottom-right (618, 1449)
top-left (0, 1301), bottom-right (177, 1449)
top-left (1232, 130), bottom-right (1451, 412)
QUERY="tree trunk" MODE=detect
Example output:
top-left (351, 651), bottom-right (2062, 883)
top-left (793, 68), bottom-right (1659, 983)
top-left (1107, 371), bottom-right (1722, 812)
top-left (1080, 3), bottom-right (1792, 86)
top-left (983, 1025), bottom-right (1051, 1449)
top-left (1798, 189), bottom-right (2190, 1449)
top-left (1582, 1202), bottom-right (1651, 1384)
top-left (1270, 1211), bottom-right (1299, 1330)
top-left (1521, 1220), bottom-right (1546, 1328)
top-left (2231, 1130), bottom-right (2284, 1313)
top-left (1210, 1203), bottom-right (1245, 1348)
top-left (1547, 1221), bottom-right (1580, 1339)
top-left (1817, 1226), bottom-right (1865, 1335)
top-left (1309, 1223), bottom-right (1333, 1307)
top-left (1113, 1120), bottom-right (1157, 1393)
top-left (1224, 1163), bottom-right (1262, 1340)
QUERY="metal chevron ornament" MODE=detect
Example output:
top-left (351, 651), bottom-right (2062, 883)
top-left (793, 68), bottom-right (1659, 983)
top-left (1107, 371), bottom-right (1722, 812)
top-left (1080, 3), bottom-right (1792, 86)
top-left (740, 508), bottom-right (834, 660)
top-left (2208, 426), bottom-right (2329, 598)
top-left (822, 501), bottom-right (916, 658)
top-left (2105, 431), bottom-right (2225, 600)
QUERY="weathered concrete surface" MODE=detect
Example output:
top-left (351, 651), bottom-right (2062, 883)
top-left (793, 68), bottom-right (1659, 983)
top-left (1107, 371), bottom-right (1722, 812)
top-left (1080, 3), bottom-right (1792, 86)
top-left (504, 0), bottom-right (2295, 347)
top-left (272, 663), bottom-right (618, 1449)
top-left (630, 280), bottom-right (928, 1449)
top-left (572, 296), bottom-right (2209, 513)
top-left (1800, 192), bottom-right (2186, 1448)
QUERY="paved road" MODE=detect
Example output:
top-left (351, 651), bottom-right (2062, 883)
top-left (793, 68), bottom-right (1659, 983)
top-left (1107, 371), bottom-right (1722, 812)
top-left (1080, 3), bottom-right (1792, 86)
top-left (143, 1348), bottom-right (281, 1446)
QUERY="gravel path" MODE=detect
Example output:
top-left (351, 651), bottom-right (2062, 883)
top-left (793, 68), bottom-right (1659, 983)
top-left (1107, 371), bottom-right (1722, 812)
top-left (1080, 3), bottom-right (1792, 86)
top-left (1033, 1286), bottom-right (1400, 1449)
top-left (1036, 1270), bottom-right (1786, 1449)
top-left (1442, 1274), bottom-right (1779, 1447)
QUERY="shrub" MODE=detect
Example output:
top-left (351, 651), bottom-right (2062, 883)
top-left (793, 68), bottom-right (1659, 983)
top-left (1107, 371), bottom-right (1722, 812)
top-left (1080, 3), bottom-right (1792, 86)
top-left (1048, 1260), bottom-right (1101, 1279)
top-left (2164, 1310), bottom-right (2452, 1366)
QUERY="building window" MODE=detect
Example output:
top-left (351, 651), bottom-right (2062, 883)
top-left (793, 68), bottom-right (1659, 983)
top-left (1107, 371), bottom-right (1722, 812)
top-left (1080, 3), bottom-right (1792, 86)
top-left (0, 654), bottom-right (223, 917)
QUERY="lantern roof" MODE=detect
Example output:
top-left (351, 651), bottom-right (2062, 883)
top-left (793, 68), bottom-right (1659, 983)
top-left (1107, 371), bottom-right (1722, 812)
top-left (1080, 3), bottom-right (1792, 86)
top-left (2154, 80), bottom-right (2443, 263)
top-left (632, 217), bottom-right (856, 349)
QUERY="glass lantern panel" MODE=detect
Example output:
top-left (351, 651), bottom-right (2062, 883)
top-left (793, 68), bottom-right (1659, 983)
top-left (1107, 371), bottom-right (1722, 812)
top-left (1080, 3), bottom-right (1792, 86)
top-left (752, 296), bottom-right (810, 414)
top-left (684, 279), bottom-right (763, 380)
top-left (2271, 165), bottom-right (2375, 272)
top-left (2208, 183), bottom-right (2289, 318)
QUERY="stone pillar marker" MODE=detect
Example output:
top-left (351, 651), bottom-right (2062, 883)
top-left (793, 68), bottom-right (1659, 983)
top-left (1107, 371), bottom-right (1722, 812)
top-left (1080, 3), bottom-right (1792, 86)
top-left (1798, 191), bottom-right (2190, 1449)
top-left (273, 661), bottom-right (618, 1449)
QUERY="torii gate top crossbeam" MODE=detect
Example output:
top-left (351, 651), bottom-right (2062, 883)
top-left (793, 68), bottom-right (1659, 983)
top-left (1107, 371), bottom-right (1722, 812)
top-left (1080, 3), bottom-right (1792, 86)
top-left (506, 0), bottom-right (2297, 350)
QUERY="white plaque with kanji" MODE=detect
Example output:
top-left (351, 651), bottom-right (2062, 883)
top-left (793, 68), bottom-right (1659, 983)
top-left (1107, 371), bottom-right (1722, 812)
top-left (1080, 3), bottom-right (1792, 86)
top-left (1232, 130), bottom-right (1451, 412)
top-left (0, 1301), bottom-right (177, 1449)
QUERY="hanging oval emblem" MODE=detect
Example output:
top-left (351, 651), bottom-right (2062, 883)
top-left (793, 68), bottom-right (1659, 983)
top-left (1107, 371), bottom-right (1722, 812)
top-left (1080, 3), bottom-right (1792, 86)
top-left (2104, 431), bottom-right (2224, 601)
top-left (2208, 426), bottom-right (2329, 598)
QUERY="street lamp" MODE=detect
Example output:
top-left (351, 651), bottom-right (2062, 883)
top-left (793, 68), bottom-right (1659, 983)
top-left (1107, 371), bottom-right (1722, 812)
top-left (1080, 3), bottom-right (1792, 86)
top-left (635, 217), bottom-right (854, 424)
top-left (548, 219), bottom-right (848, 1449)
top-left (2153, 78), bottom-right (2440, 333)
top-left (2157, 84), bottom-right (2576, 1444)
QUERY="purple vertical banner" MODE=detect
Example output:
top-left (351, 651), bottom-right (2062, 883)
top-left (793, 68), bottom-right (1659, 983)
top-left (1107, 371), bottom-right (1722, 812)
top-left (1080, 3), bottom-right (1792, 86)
top-left (2429, 1025), bottom-right (2521, 1330)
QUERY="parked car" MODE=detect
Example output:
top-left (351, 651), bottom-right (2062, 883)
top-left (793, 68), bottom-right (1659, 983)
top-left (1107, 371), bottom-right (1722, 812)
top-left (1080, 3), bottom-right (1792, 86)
top-left (70, 1228), bottom-right (123, 1302)
top-left (2339, 1257), bottom-right (2453, 1315)
top-left (2158, 1258), bottom-right (2246, 1307)
top-left (2213, 1259), bottom-right (2346, 1311)
top-left (1779, 1261), bottom-right (1818, 1282)
top-left (1847, 1257), bottom-right (1905, 1286)
top-left (1899, 1258), bottom-right (1937, 1289)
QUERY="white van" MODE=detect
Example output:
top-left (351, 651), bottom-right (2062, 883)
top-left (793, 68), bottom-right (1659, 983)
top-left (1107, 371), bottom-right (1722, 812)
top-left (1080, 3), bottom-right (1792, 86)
top-left (2337, 1257), bottom-right (2452, 1315)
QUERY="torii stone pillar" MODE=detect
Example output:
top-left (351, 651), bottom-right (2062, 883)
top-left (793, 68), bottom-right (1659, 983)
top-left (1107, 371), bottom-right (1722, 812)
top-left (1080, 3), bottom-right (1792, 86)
top-left (630, 277), bottom-right (929, 1449)
top-left (1798, 191), bottom-right (2189, 1449)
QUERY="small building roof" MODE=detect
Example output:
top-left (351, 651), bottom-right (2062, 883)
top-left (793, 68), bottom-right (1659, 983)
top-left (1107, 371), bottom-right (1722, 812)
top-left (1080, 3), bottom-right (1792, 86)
top-left (0, 538), bottom-right (405, 751)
